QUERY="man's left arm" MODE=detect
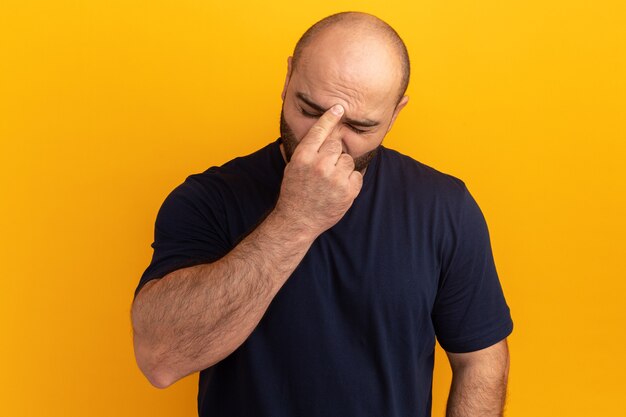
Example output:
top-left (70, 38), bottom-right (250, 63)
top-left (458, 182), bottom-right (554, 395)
top-left (445, 338), bottom-right (510, 417)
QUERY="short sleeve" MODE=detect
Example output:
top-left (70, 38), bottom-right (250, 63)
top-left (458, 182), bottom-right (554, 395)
top-left (133, 176), bottom-right (231, 300)
top-left (432, 186), bottom-right (513, 353)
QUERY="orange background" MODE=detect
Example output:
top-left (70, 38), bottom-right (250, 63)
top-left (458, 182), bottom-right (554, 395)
top-left (1, 1), bottom-right (625, 416)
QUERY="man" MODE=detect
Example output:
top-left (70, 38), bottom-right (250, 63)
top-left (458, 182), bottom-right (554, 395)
top-left (131, 11), bottom-right (513, 417)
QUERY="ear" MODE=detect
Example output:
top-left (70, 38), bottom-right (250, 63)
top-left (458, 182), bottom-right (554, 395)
top-left (281, 56), bottom-right (293, 101)
top-left (386, 95), bottom-right (409, 133)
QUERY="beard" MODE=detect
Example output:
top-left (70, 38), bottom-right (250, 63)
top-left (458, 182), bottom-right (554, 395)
top-left (279, 108), bottom-right (378, 173)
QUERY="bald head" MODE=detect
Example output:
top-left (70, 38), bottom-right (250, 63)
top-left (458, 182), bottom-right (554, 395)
top-left (291, 12), bottom-right (410, 102)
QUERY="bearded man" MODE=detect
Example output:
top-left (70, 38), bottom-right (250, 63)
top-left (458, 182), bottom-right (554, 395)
top-left (131, 11), bottom-right (513, 417)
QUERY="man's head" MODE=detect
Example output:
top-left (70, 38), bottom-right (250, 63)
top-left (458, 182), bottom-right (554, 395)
top-left (280, 11), bottom-right (410, 172)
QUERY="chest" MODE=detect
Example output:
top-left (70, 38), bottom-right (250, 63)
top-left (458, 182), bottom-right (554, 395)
top-left (267, 188), bottom-right (443, 342)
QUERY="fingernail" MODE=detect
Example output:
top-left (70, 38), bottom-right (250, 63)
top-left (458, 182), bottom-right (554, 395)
top-left (331, 105), bottom-right (344, 116)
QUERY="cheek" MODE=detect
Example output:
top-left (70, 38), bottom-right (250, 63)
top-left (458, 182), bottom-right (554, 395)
top-left (284, 107), bottom-right (316, 140)
top-left (291, 116), bottom-right (318, 141)
top-left (339, 128), bottom-right (382, 157)
top-left (297, 119), bottom-right (317, 139)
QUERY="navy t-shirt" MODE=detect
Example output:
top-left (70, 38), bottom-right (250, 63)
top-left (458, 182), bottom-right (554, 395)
top-left (134, 139), bottom-right (513, 417)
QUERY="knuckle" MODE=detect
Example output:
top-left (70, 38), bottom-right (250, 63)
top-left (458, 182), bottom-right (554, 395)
top-left (339, 153), bottom-right (355, 168)
top-left (330, 173), bottom-right (346, 189)
top-left (291, 151), bottom-right (311, 165)
top-left (324, 140), bottom-right (342, 154)
top-left (313, 162), bottom-right (329, 177)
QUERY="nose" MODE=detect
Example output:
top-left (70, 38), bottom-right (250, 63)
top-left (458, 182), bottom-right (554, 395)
top-left (336, 126), bottom-right (350, 154)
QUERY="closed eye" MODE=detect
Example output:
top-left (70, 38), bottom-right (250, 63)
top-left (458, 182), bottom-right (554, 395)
top-left (300, 108), bottom-right (320, 119)
top-left (346, 124), bottom-right (366, 134)
top-left (299, 108), bottom-right (367, 135)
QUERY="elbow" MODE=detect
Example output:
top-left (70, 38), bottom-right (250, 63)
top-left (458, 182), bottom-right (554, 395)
top-left (142, 365), bottom-right (175, 390)
top-left (133, 333), bottom-right (177, 389)
top-left (131, 280), bottom-right (175, 389)
top-left (131, 306), bottom-right (176, 388)
top-left (145, 370), bottom-right (176, 390)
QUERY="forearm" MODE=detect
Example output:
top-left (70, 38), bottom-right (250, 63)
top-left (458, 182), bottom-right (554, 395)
top-left (131, 208), bottom-right (316, 388)
top-left (132, 107), bottom-right (362, 389)
top-left (446, 356), bottom-right (509, 416)
top-left (446, 372), bottom-right (506, 417)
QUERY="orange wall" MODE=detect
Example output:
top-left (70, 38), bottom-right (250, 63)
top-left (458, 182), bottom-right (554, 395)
top-left (1, 1), bottom-right (625, 415)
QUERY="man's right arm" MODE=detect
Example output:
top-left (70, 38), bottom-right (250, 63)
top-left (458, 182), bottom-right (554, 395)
top-left (131, 206), bottom-right (316, 389)
top-left (131, 104), bottom-right (361, 389)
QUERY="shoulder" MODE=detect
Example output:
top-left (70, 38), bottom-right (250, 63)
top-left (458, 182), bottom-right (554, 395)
top-left (378, 146), bottom-right (470, 205)
top-left (157, 140), bottom-right (284, 240)
top-left (153, 141), bottom-right (281, 226)
top-left (169, 140), bottom-right (283, 203)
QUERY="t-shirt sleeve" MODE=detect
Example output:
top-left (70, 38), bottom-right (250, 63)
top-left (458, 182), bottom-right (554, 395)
top-left (432, 185), bottom-right (513, 353)
top-left (133, 177), bottom-right (232, 300)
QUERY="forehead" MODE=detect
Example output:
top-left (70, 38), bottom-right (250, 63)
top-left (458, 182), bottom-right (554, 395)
top-left (291, 31), bottom-right (401, 118)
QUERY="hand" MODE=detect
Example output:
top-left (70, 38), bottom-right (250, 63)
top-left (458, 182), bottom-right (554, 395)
top-left (275, 104), bottom-right (364, 238)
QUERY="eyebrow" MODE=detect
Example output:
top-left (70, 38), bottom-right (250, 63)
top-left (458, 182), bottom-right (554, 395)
top-left (296, 92), bottom-right (380, 128)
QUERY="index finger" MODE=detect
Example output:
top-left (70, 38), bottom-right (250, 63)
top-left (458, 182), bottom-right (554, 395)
top-left (296, 104), bottom-right (344, 152)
